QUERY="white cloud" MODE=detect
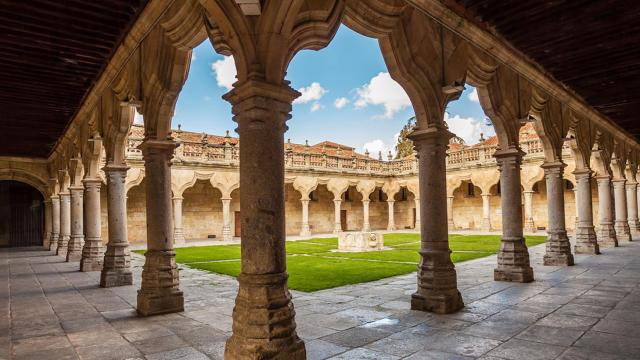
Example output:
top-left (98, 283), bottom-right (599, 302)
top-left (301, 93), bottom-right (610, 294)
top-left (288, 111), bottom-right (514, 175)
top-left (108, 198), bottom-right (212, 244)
top-left (293, 82), bottom-right (327, 104)
top-left (354, 72), bottom-right (411, 118)
top-left (362, 132), bottom-right (400, 158)
top-left (211, 56), bottom-right (237, 91)
top-left (334, 97), bottom-right (349, 109)
top-left (310, 102), bottom-right (322, 112)
top-left (445, 113), bottom-right (494, 144)
top-left (468, 88), bottom-right (479, 103)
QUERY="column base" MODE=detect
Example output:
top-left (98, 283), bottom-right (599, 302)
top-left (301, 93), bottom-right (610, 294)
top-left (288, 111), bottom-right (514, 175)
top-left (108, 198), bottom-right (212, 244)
top-left (66, 235), bottom-right (84, 262)
top-left (387, 225), bottom-right (396, 231)
top-left (225, 272), bottom-right (305, 360)
top-left (137, 250), bottom-right (183, 316)
top-left (543, 231), bottom-right (574, 266)
top-left (523, 219), bottom-right (535, 233)
top-left (574, 226), bottom-right (600, 255)
top-left (333, 227), bottom-right (342, 234)
top-left (447, 220), bottom-right (454, 231)
top-left (299, 228), bottom-right (311, 238)
top-left (49, 235), bottom-right (59, 252)
top-left (495, 236), bottom-right (534, 283)
top-left (628, 219), bottom-right (640, 239)
top-left (481, 219), bottom-right (491, 232)
top-left (174, 230), bottom-right (185, 246)
top-left (66, 250), bottom-right (82, 262)
top-left (100, 269), bottom-right (133, 287)
top-left (615, 221), bottom-right (632, 242)
top-left (80, 257), bottom-right (103, 272)
top-left (222, 227), bottom-right (232, 241)
top-left (597, 224), bottom-right (618, 247)
top-left (411, 290), bottom-right (463, 314)
top-left (412, 249), bottom-right (463, 314)
top-left (56, 235), bottom-right (69, 258)
top-left (80, 238), bottom-right (104, 272)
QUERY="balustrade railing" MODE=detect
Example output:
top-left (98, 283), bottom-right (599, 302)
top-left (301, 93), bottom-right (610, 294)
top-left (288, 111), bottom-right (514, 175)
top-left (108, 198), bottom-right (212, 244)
top-left (125, 135), bottom-right (555, 176)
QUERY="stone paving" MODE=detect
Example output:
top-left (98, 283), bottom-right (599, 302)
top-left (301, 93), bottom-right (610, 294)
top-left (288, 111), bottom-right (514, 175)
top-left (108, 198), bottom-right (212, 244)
top-left (2, 240), bottom-right (640, 360)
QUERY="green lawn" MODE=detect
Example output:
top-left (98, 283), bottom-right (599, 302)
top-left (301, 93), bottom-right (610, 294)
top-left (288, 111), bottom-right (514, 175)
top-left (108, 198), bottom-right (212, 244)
top-left (135, 233), bottom-right (545, 292)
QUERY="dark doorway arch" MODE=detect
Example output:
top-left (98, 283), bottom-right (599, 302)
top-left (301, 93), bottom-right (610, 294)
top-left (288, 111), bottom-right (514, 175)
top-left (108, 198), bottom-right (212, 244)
top-left (0, 180), bottom-right (44, 247)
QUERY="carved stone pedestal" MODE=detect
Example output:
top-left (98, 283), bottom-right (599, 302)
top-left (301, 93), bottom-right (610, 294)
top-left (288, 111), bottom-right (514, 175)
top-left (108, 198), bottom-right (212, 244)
top-left (494, 237), bottom-right (534, 282)
top-left (338, 232), bottom-right (383, 252)
top-left (138, 250), bottom-right (184, 316)
top-left (543, 230), bottom-right (575, 266)
top-left (101, 244), bottom-right (133, 287)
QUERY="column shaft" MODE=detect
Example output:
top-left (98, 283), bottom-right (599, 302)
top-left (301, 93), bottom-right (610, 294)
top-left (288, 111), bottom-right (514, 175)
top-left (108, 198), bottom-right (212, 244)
top-left (387, 200), bottom-right (395, 231)
top-left (414, 198), bottom-right (421, 230)
top-left (138, 139), bottom-right (184, 316)
top-left (362, 199), bottom-right (371, 232)
top-left (523, 191), bottom-right (535, 233)
top-left (494, 147), bottom-right (534, 282)
top-left (626, 182), bottom-right (640, 237)
top-left (43, 200), bottom-right (52, 249)
top-left (447, 196), bottom-right (454, 230)
top-left (409, 126), bottom-right (463, 314)
top-left (541, 162), bottom-right (574, 266)
top-left (56, 192), bottom-right (71, 258)
top-left (49, 196), bottom-right (60, 251)
top-left (222, 198), bottom-right (232, 241)
top-left (223, 80), bottom-right (304, 359)
top-left (100, 165), bottom-right (133, 287)
top-left (81, 179), bottom-right (104, 271)
top-left (573, 170), bottom-right (599, 254)
top-left (300, 199), bottom-right (311, 237)
top-left (66, 186), bottom-right (85, 261)
top-left (481, 194), bottom-right (491, 232)
top-left (613, 179), bottom-right (632, 241)
top-left (333, 199), bottom-right (342, 233)
top-left (173, 197), bottom-right (185, 245)
top-left (596, 176), bottom-right (618, 247)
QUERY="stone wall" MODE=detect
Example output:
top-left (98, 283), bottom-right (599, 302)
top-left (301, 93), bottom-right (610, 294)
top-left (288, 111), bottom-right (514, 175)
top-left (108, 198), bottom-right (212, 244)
top-left (182, 180), bottom-right (221, 240)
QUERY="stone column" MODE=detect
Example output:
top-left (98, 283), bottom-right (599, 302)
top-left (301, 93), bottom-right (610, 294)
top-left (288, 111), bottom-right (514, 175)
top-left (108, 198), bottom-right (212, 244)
top-left (573, 169), bottom-right (599, 254)
top-left (494, 147), bottom-right (534, 282)
top-left (481, 194), bottom-right (491, 232)
top-left (447, 196), bottom-right (454, 230)
top-left (409, 126), bottom-right (463, 314)
top-left (80, 179), bottom-right (104, 271)
top-left (223, 80), bottom-right (304, 359)
top-left (138, 139), bottom-right (184, 316)
top-left (573, 188), bottom-right (579, 231)
top-left (613, 179), bottom-right (632, 242)
top-left (300, 199), bottom-right (311, 237)
top-left (523, 191), bottom-right (535, 233)
top-left (414, 198), bottom-right (421, 230)
top-left (387, 200), bottom-right (396, 231)
top-left (333, 199), bottom-right (342, 233)
top-left (362, 199), bottom-right (371, 231)
top-left (66, 185), bottom-right (85, 262)
top-left (49, 195), bottom-right (60, 251)
top-left (222, 198), bottom-right (232, 241)
top-left (596, 176), bottom-right (618, 247)
top-left (626, 181), bottom-right (640, 237)
top-left (541, 162), bottom-right (574, 266)
top-left (43, 200), bottom-right (52, 249)
top-left (100, 165), bottom-right (133, 287)
top-left (172, 196), bottom-right (185, 245)
top-left (56, 191), bottom-right (71, 258)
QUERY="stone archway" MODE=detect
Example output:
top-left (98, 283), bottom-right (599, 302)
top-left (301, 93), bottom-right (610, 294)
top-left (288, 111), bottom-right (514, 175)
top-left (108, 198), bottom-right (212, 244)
top-left (182, 179), bottom-right (222, 240)
top-left (451, 181), bottom-right (483, 230)
top-left (0, 180), bottom-right (44, 247)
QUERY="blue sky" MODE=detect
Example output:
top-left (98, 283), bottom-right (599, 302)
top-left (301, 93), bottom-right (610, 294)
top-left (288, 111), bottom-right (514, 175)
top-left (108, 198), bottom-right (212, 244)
top-left (162, 25), bottom-right (494, 156)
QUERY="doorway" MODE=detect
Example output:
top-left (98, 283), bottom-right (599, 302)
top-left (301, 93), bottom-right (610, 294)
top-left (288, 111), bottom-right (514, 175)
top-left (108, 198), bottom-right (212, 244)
top-left (0, 181), bottom-right (44, 247)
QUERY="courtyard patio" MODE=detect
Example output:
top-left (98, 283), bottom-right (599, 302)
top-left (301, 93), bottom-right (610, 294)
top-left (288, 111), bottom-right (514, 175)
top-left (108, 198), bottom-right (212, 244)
top-left (3, 240), bottom-right (640, 360)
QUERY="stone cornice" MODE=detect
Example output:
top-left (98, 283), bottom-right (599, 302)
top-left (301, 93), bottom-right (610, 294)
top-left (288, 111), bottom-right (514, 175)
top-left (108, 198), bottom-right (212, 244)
top-left (407, 0), bottom-right (639, 150)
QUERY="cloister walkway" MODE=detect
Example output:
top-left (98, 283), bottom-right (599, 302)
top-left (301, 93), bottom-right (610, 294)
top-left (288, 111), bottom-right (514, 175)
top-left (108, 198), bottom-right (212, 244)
top-left (2, 241), bottom-right (640, 360)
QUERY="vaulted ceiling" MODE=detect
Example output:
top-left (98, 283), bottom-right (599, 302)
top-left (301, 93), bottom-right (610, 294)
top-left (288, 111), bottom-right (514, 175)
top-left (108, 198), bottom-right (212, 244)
top-left (448, 0), bottom-right (640, 140)
top-left (0, 0), bottom-right (148, 157)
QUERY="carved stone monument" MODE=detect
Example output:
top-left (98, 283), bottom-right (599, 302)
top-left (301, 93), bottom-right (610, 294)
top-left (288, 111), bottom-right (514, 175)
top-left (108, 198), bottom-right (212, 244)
top-left (338, 232), bottom-right (384, 252)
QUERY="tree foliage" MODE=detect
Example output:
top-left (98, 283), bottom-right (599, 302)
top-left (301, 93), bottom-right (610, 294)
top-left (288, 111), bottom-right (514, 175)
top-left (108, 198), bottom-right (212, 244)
top-left (395, 116), bottom-right (416, 159)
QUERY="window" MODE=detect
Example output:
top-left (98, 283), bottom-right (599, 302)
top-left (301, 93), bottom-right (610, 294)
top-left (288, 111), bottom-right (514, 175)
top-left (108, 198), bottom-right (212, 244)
top-left (344, 189), bottom-right (351, 202)
top-left (378, 189), bottom-right (384, 201)
top-left (565, 180), bottom-right (574, 190)
top-left (467, 183), bottom-right (475, 197)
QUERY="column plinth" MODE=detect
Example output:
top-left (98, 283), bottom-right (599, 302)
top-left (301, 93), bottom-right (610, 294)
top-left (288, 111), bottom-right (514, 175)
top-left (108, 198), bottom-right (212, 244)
top-left (137, 139), bottom-right (183, 316)
top-left (66, 185), bottom-right (85, 262)
top-left (481, 194), bottom-right (491, 232)
top-left (222, 198), bottom-right (233, 241)
top-left (573, 169), bottom-right (599, 254)
top-left (101, 165), bottom-right (133, 287)
top-left (613, 179), bottom-right (632, 242)
top-left (541, 162), bottom-right (574, 266)
top-left (56, 192), bottom-right (71, 258)
top-left (173, 197), bottom-right (186, 245)
top-left (300, 199), bottom-right (311, 237)
top-left (494, 147), bottom-right (533, 282)
top-left (408, 126), bottom-right (463, 314)
top-left (523, 191), bottom-right (535, 233)
top-left (222, 80), bottom-right (304, 359)
top-left (596, 176), bottom-right (618, 247)
top-left (81, 179), bottom-right (104, 271)
top-left (626, 182), bottom-right (640, 238)
top-left (49, 196), bottom-right (60, 251)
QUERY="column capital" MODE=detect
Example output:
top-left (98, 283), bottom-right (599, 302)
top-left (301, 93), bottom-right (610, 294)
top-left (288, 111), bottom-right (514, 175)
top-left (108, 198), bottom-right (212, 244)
top-left (481, 193), bottom-right (491, 198)
top-left (102, 164), bottom-right (130, 173)
top-left (407, 125), bottom-right (453, 146)
top-left (386, 199), bottom-right (395, 204)
top-left (493, 145), bottom-right (525, 160)
top-left (172, 196), bottom-right (184, 201)
top-left (612, 178), bottom-right (627, 185)
top-left (82, 177), bottom-right (102, 186)
top-left (572, 167), bottom-right (593, 177)
top-left (523, 190), bottom-right (535, 194)
top-left (596, 174), bottom-right (612, 182)
top-left (139, 138), bottom-right (178, 157)
top-left (68, 184), bottom-right (84, 192)
top-left (50, 195), bottom-right (59, 200)
top-left (541, 161), bottom-right (566, 170)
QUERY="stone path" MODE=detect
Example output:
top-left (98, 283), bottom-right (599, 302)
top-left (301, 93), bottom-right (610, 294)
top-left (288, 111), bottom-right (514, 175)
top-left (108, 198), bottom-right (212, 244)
top-left (2, 240), bottom-right (640, 359)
